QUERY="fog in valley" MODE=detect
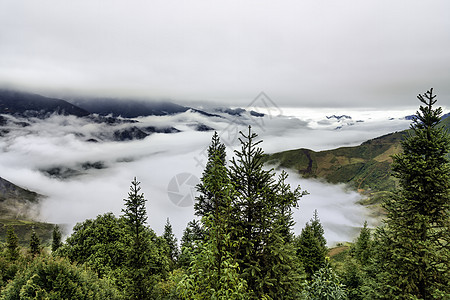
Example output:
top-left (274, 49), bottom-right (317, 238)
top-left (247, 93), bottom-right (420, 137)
top-left (0, 106), bottom-right (415, 245)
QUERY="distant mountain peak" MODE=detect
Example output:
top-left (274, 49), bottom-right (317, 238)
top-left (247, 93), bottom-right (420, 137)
top-left (68, 97), bottom-right (189, 118)
top-left (0, 89), bottom-right (89, 118)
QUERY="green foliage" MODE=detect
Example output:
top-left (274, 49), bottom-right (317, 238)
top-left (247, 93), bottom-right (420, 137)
top-left (58, 213), bottom-right (169, 298)
top-left (372, 89), bottom-right (450, 299)
top-left (29, 227), bottom-right (41, 257)
top-left (295, 211), bottom-right (327, 279)
top-left (303, 260), bottom-right (348, 300)
top-left (0, 255), bottom-right (121, 300)
top-left (5, 226), bottom-right (19, 261)
top-left (51, 225), bottom-right (62, 253)
top-left (228, 126), bottom-right (306, 299)
top-left (0, 221), bottom-right (55, 247)
top-left (58, 213), bottom-right (129, 279)
top-left (163, 218), bottom-right (179, 269)
top-left (121, 177), bottom-right (169, 299)
top-left (338, 258), bottom-right (364, 300)
top-left (194, 131), bottom-right (228, 219)
top-left (352, 221), bottom-right (372, 266)
top-left (310, 210), bottom-right (327, 250)
top-left (179, 219), bottom-right (204, 268)
top-left (122, 177), bottom-right (148, 240)
top-left (153, 268), bottom-right (185, 300)
top-left (0, 250), bottom-right (22, 290)
top-left (177, 218), bottom-right (249, 300)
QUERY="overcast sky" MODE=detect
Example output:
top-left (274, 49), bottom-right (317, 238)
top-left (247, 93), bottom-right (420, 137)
top-left (1, 1), bottom-right (449, 108)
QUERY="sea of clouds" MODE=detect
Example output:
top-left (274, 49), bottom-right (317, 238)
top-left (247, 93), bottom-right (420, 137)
top-left (0, 106), bottom-right (414, 245)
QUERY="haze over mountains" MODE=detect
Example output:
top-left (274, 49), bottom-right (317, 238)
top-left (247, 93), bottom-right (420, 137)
top-left (1, 88), bottom-right (445, 244)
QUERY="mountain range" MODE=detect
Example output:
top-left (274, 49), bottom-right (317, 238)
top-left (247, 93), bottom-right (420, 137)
top-left (1, 88), bottom-right (448, 241)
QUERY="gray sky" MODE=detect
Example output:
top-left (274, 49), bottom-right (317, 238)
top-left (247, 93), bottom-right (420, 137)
top-left (1, 0), bottom-right (449, 108)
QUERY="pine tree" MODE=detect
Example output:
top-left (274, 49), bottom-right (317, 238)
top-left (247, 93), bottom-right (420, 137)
top-left (122, 177), bottom-right (150, 300)
top-left (194, 131), bottom-right (228, 219)
top-left (375, 88), bottom-right (450, 299)
top-left (295, 210), bottom-right (327, 279)
top-left (274, 171), bottom-right (307, 243)
top-left (310, 209), bottom-right (327, 250)
top-left (178, 219), bottom-right (204, 268)
top-left (296, 223), bottom-right (326, 279)
top-left (177, 222), bottom-right (249, 300)
top-left (29, 227), bottom-right (41, 257)
top-left (303, 259), bottom-right (347, 300)
top-left (229, 126), bottom-right (306, 298)
top-left (162, 217), bottom-right (179, 268)
top-left (122, 177), bottom-right (148, 240)
top-left (6, 225), bottom-right (19, 260)
top-left (353, 221), bottom-right (371, 266)
top-left (51, 225), bottom-right (62, 253)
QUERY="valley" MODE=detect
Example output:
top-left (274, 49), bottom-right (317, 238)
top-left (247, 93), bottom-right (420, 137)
top-left (0, 89), bottom-right (439, 245)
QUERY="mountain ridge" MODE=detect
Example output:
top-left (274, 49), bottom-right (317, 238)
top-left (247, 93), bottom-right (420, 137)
top-left (0, 89), bottom-right (90, 118)
top-left (264, 116), bottom-right (450, 216)
top-left (69, 97), bottom-right (190, 118)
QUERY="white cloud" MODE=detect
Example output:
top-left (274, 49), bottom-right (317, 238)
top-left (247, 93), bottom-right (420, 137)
top-left (0, 108), bottom-right (414, 243)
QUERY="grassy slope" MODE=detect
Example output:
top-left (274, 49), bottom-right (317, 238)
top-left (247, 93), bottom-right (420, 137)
top-left (264, 130), bottom-right (405, 192)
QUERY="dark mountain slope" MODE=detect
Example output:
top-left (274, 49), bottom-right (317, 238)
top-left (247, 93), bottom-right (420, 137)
top-left (0, 177), bottom-right (40, 203)
top-left (0, 177), bottom-right (41, 219)
top-left (70, 98), bottom-right (189, 117)
top-left (0, 178), bottom-right (55, 246)
top-left (0, 89), bottom-right (90, 118)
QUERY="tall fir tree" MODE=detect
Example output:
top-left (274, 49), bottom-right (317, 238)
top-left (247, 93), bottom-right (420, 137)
top-left (178, 186), bottom-right (249, 299)
top-left (162, 217), bottom-right (179, 268)
top-left (122, 177), bottom-right (148, 240)
top-left (374, 88), bottom-right (450, 299)
top-left (228, 126), bottom-right (306, 299)
top-left (295, 212), bottom-right (327, 280)
top-left (310, 209), bottom-right (327, 250)
top-left (122, 177), bottom-right (150, 300)
top-left (51, 224), bottom-right (62, 253)
top-left (29, 227), bottom-right (41, 257)
top-left (194, 131), bottom-right (228, 219)
top-left (353, 221), bottom-right (372, 266)
top-left (6, 225), bottom-right (19, 260)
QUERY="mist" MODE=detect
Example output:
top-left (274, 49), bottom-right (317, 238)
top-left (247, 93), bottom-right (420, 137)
top-left (0, 107), bottom-right (413, 244)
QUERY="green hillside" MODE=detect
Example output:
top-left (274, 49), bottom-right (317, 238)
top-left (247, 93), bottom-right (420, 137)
top-left (265, 130), bottom-right (404, 192)
top-left (264, 116), bottom-right (450, 214)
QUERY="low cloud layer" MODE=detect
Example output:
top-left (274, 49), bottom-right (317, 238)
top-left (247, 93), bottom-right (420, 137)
top-left (0, 108), bottom-right (413, 243)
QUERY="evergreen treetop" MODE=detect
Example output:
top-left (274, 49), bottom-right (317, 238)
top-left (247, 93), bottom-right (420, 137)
top-left (51, 224), bottom-right (63, 253)
top-left (29, 227), bottom-right (41, 257)
top-left (375, 88), bottom-right (450, 299)
top-left (6, 225), bottom-right (19, 261)
top-left (122, 177), bottom-right (148, 238)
